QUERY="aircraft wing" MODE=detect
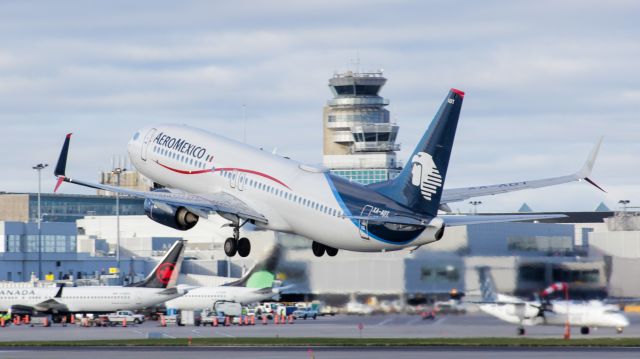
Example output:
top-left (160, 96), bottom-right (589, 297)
top-left (440, 138), bottom-right (605, 205)
top-left (442, 214), bottom-right (566, 227)
top-left (52, 134), bottom-right (267, 225)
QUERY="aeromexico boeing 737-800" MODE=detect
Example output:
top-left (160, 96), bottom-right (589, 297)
top-left (53, 89), bottom-right (602, 257)
top-left (0, 240), bottom-right (187, 316)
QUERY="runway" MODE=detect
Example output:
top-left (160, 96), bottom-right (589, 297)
top-left (0, 312), bottom-right (638, 342)
top-left (1, 346), bottom-right (640, 359)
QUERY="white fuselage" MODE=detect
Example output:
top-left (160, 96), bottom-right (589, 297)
top-left (165, 286), bottom-right (275, 311)
top-left (0, 286), bottom-right (183, 313)
top-left (128, 124), bottom-right (441, 252)
top-left (478, 297), bottom-right (629, 329)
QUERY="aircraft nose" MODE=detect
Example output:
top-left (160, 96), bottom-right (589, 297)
top-left (618, 314), bottom-right (630, 327)
top-left (127, 130), bottom-right (143, 161)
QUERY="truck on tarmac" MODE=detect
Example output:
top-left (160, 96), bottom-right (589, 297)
top-left (106, 310), bottom-right (145, 325)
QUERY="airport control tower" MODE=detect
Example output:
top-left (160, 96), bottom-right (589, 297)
top-left (322, 70), bottom-right (401, 184)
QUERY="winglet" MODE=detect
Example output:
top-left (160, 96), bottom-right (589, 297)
top-left (53, 133), bottom-right (72, 192)
top-left (577, 137), bottom-right (605, 192)
top-left (54, 133), bottom-right (72, 177)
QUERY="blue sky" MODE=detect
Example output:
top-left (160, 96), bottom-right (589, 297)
top-left (0, 0), bottom-right (638, 212)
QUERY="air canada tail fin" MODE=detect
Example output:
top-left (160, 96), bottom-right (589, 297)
top-left (477, 266), bottom-right (498, 302)
top-left (128, 240), bottom-right (186, 289)
top-left (372, 89), bottom-right (464, 216)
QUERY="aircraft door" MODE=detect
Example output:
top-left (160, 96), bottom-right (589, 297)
top-left (141, 128), bottom-right (157, 162)
top-left (359, 205), bottom-right (373, 240)
top-left (229, 170), bottom-right (238, 189)
top-left (237, 172), bottom-right (247, 191)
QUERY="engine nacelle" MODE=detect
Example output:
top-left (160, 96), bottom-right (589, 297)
top-left (144, 199), bottom-right (199, 231)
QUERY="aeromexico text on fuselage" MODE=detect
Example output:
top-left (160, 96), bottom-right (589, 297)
top-left (153, 132), bottom-right (209, 159)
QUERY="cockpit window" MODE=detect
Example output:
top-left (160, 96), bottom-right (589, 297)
top-left (132, 132), bottom-right (140, 141)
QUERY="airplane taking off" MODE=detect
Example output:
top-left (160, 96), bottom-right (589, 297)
top-left (0, 240), bottom-right (188, 316)
top-left (475, 267), bottom-right (629, 335)
top-left (53, 89), bottom-right (601, 257)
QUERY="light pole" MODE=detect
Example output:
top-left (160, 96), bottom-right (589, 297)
top-left (619, 200), bottom-right (630, 214)
top-left (469, 200), bottom-right (482, 215)
top-left (112, 167), bottom-right (125, 275)
top-left (32, 163), bottom-right (48, 280)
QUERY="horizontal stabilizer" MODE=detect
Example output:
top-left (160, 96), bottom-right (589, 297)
top-left (443, 214), bottom-right (566, 227)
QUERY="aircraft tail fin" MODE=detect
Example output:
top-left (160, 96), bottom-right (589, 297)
top-left (127, 240), bottom-right (186, 289)
top-left (371, 89), bottom-right (464, 216)
top-left (477, 266), bottom-right (498, 302)
top-left (225, 243), bottom-right (282, 288)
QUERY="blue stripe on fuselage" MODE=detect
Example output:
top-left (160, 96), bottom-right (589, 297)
top-left (324, 173), bottom-right (425, 246)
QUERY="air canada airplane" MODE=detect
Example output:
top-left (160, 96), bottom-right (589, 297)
top-left (475, 267), bottom-right (629, 335)
top-left (54, 89), bottom-right (601, 258)
top-left (0, 240), bottom-right (188, 316)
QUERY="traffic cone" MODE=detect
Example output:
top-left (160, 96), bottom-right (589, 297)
top-left (61, 316), bottom-right (67, 327)
top-left (160, 315), bottom-right (166, 327)
top-left (123, 318), bottom-right (127, 327)
top-left (213, 317), bottom-right (218, 327)
top-left (24, 315), bottom-right (30, 324)
top-left (225, 316), bottom-right (230, 327)
top-left (244, 316), bottom-right (249, 326)
top-left (188, 337), bottom-right (192, 346)
top-left (1, 318), bottom-right (5, 327)
top-left (43, 317), bottom-right (49, 327)
top-left (15, 316), bottom-right (20, 325)
top-left (288, 315), bottom-right (294, 324)
top-left (238, 316), bottom-right (243, 326)
top-left (262, 315), bottom-right (267, 325)
top-left (564, 322), bottom-right (571, 340)
top-left (70, 315), bottom-right (75, 324)
top-left (281, 314), bottom-right (285, 325)
top-left (251, 316), bottom-right (255, 326)
top-left (274, 314), bottom-right (279, 325)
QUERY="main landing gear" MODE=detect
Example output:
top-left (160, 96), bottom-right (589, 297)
top-left (517, 326), bottom-right (526, 336)
top-left (224, 220), bottom-right (251, 257)
top-left (312, 241), bottom-right (338, 257)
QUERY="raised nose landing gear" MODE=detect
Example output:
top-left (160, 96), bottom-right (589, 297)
top-left (224, 220), bottom-right (251, 257)
top-left (312, 241), bottom-right (338, 257)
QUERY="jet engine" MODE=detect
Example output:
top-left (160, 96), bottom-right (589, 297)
top-left (144, 198), bottom-right (199, 231)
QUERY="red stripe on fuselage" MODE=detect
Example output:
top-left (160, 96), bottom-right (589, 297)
top-left (155, 161), bottom-right (290, 189)
top-left (156, 161), bottom-right (213, 175)
top-left (213, 167), bottom-right (290, 189)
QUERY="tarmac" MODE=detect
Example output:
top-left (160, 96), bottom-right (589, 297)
top-left (0, 312), bottom-right (639, 342)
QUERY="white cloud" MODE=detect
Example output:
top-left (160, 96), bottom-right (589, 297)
top-left (0, 0), bottom-right (638, 210)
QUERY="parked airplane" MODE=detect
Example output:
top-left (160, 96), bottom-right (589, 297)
top-left (165, 244), bottom-right (288, 310)
top-left (475, 266), bottom-right (629, 335)
top-left (0, 240), bottom-right (188, 316)
top-left (53, 89), bottom-right (600, 257)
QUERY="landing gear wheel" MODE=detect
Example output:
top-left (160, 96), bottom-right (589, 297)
top-left (325, 246), bottom-right (338, 257)
top-left (312, 241), bottom-right (325, 257)
top-left (517, 327), bottom-right (526, 336)
top-left (224, 237), bottom-right (237, 257)
top-left (581, 326), bottom-right (590, 335)
top-left (238, 237), bottom-right (251, 257)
